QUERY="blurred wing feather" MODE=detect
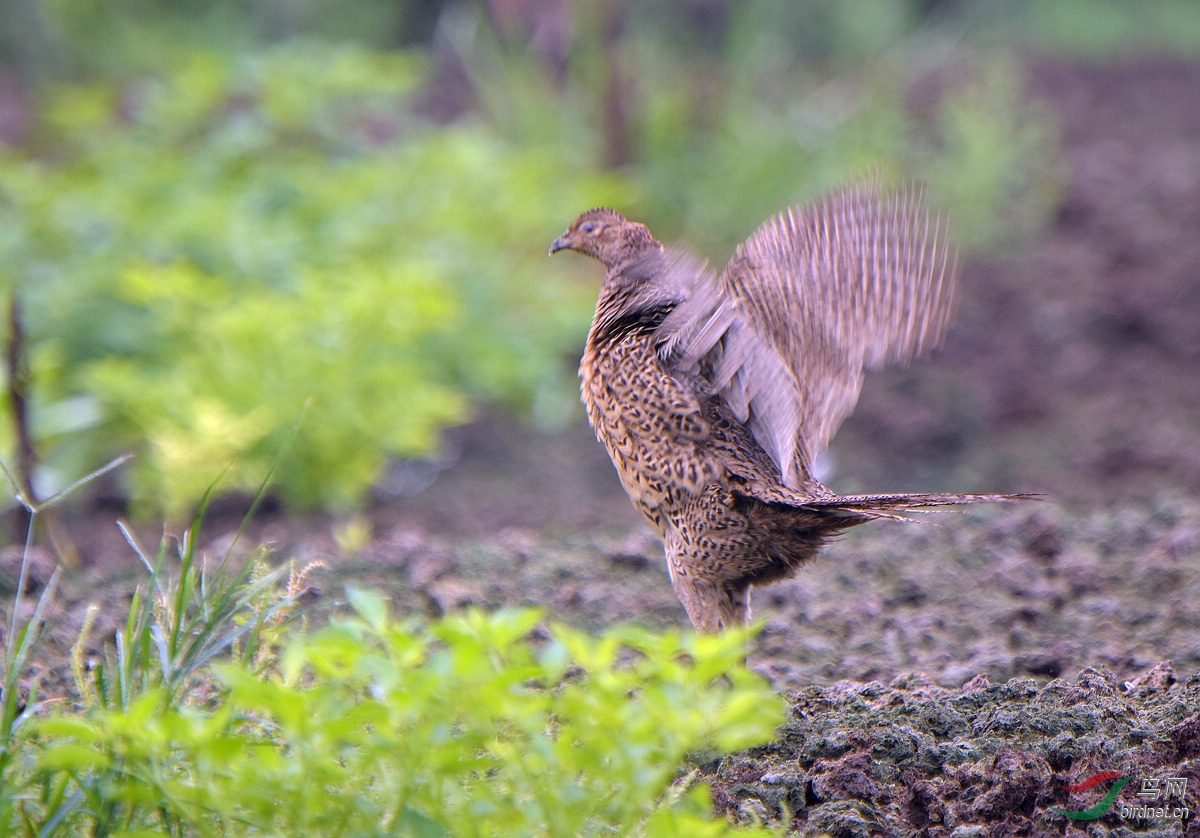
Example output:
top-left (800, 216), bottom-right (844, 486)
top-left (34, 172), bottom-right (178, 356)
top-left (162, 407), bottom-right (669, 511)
top-left (657, 184), bottom-right (957, 489)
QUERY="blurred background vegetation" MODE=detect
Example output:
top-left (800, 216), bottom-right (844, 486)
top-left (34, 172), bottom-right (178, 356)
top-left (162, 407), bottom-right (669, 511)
top-left (0, 0), bottom-right (1198, 519)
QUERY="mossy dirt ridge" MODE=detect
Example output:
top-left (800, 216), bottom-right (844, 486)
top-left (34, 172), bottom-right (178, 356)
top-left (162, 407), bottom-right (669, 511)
top-left (706, 664), bottom-right (1199, 836)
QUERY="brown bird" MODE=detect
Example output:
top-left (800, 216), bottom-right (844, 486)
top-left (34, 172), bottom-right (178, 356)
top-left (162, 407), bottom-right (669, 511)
top-left (550, 184), bottom-right (1026, 632)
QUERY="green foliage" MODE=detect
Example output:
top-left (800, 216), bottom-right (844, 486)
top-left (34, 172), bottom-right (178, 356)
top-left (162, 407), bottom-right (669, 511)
top-left (0, 2), bottom-right (1067, 517)
top-left (638, 63), bottom-right (918, 256)
top-left (0, 459), bottom-right (782, 835)
top-left (458, 0), bottom-right (1061, 258)
top-left (88, 498), bottom-right (297, 712)
top-left (10, 0), bottom-right (433, 79)
top-left (1, 473), bottom-right (782, 835)
top-left (0, 44), bottom-right (627, 515)
top-left (920, 60), bottom-right (1062, 250)
top-left (0, 536), bottom-right (61, 800)
top-left (8, 588), bottom-right (783, 836)
top-left (960, 0), bottom-right (1200, 58)
top-left (0, 451), bottom-right (131, 822)
top-left (710, 0), bottom-right (924, 69)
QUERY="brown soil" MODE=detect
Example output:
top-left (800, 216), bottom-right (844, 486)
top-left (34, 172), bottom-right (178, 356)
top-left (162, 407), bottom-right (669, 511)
top-left (6, 56), bottom-right (1200, 836)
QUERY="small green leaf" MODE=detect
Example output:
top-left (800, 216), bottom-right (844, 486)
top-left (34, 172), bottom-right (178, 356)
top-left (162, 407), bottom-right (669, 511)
top-left (35, 743), bottom-right (113, 773)
top-left (398, 806), bottom-right (449, 838)
top-left (345, 585), bottom-right (389, 631)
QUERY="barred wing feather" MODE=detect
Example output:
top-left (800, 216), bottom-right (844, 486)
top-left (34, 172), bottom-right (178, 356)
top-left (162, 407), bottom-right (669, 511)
top-left (657, 185), bottom-right (957, 490)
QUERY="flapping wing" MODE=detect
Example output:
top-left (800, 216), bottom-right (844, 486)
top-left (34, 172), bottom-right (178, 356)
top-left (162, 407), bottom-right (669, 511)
top-left (657, 184), bottom-right (957, 489)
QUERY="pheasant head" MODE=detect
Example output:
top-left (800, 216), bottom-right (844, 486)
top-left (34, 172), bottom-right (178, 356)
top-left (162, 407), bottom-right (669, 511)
top-left (549, 207), bottom-right (657, 269)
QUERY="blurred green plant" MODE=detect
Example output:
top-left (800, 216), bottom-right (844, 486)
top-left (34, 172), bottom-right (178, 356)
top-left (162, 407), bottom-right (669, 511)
top-left (0, 43), bottom-right (627, 516)
top-left (84, 430), bottom-right (310, 713)
top-left (920, 60), bottom-right (1062, 250)
top-left (0, 451), bottom-right (784, 835)
top-left (2, 0), bottom-right (447, 81)
top-left (0, 450), bottom-right (131, 819)
top-left (10, 592), bottom-right (783, 835)
top-left (688, 4), bottom-right (1059, 252)
top-left (450, 0), bottom-right (1060, 259)
top-left (959, 0), bottom-right (1200, 58)
top-left (0, 1), bottom-right (1069, 518)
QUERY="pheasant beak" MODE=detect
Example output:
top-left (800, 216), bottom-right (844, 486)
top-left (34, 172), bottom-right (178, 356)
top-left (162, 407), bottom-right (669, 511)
top-left (548, 232), bottom-right (573, 256)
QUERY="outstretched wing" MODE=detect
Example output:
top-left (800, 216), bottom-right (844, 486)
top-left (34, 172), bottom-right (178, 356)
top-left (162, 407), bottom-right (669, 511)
top-left (657, 184), bottom-right (957, 490)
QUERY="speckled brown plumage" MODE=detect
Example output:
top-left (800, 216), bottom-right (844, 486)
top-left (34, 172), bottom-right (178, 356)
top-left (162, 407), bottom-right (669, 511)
top-left (550, 187), bottom-right (1027, 632)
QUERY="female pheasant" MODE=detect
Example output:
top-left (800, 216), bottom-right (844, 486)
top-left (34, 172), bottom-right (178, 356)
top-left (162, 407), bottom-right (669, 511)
top-left (550, 185), bottom-right (1024, 632)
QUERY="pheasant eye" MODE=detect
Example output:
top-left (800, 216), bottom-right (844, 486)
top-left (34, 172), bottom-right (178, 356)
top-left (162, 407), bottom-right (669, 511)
top-left (581, 223), bottom-right (596, 234)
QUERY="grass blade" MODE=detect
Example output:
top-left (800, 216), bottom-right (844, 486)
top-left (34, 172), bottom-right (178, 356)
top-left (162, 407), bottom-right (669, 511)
top-left (218, 401), bottom-right (307, 572)
top-left (38, 453), bottom-right (134, 511)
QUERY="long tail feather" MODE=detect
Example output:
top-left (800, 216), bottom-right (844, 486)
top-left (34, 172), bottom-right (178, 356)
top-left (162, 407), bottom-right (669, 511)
top-left (805, 492), bottom-right (1041, 523)
top-left (811, 491), bottom-right (1039, 509)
